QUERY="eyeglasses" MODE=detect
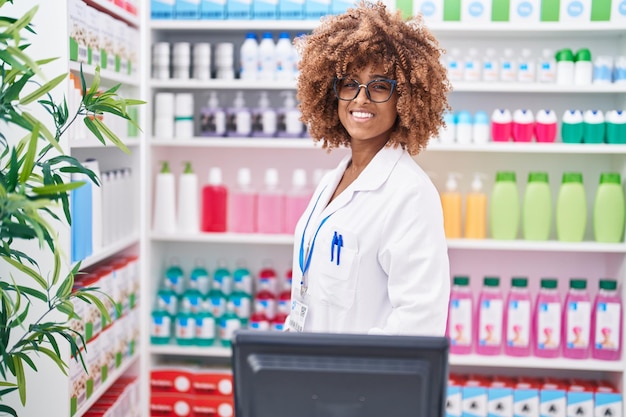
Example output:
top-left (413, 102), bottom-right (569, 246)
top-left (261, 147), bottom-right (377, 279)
top-left (333, 77), bottom-right (397, 103)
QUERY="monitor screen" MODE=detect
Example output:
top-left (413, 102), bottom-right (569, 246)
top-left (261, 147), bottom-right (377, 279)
top-left (231, 330), bottom-right (449, 417)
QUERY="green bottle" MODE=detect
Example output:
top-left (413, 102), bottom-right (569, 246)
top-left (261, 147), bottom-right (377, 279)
top-left (218, 301), bottom-right (241, 347)
top-left (175, 310), bottom-right (196, 346)
top-left (150, 309), bottom-right (172, 345)
top-left (213, 261), bottom-right (232, 297)
top-left (522, 172), bottom-right (552, 241)
top-left (190, 263), bottom-right (211, 296)
top-left (556, 172), bottom-right (587, 242)
top-left (593, 173), bottom-right (625, 243)
top-left (194, 310), bottom-right (216, 347)
top-left (490, 171), bottom-right (520, 240)
top-left (229, 290), bottom-right (252, 325)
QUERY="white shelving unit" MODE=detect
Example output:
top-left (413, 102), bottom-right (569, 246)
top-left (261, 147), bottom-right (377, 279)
top-left (145, 13), bottom-right (626, 413)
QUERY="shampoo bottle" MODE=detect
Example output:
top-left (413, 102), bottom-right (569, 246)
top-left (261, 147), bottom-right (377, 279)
top-left (606, 110), bottom-right (626, 144)
top-left (229, 167), bottom-right (257, 233)
top-left (504, 277), bottom-right (533, 357)
top-left (522, 171), bottom-right (552, 241)
top-left (491, 109), bottom-right (513, 142)
top-left (464, 173), bottom-right (487, 239)
top-left (153, 161), bottom-right (176, 234)
top-left (561, 109), bottom-right (584, 144)
top-left (251, 91), bottom-right (277, 137)
top-left (440, 173), bottom-right (462, 239)
top-left (563, 278), bottom-right (592, 359)
top-left (533, 278), bottom-right (562, 358)
top-left (447, 276), bottom-right (474, 354)
top-left (257, 168), bottom-right (285, 234)
top-left (200, 91), bottom-right (226, 137)
top-left (277, 92), bottom-right (303, 138)
top-left (177, 162), bottom-right (199, 233)
top-left (201, 167), bottom-right (228, 232)
top-left (284, 169), bottom-right (311, 234)
top-left (593, 173), bottom-right (625, 243)
top-left (535, 109), bottom-right (557, 143)
top-left (556, 172), bottom-right (586, 242)
top-left (512, 109), bottom-right (535, 142)
top-left (592, 279), bottom-right (622, 360)
top-left (476, 276), bottom-right (504, 355)
top-left (582, 110), bottom-right (606, 144)
top-left (490, 171), bottom-right (520, 240)
top-left (227, 91), bottom-right (252, 137)
top-left (472, 111), bottom-right (490, 144)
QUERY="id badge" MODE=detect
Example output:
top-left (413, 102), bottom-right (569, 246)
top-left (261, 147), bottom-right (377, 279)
top-left (287, 299), bottom-right (309, 332)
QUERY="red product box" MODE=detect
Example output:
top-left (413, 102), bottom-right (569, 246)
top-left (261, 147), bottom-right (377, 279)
top-left (151, 369), bottom-right (194, 394)
top-left (151, 393), bottom-right (195, 417)
top-left (192, 395), bottom-right (235, 417)
top-left (192, 371), bottom-right (233, 397)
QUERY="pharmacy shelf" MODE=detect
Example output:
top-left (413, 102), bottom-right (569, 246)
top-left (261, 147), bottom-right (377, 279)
top-left (69, 61), bottom-right (140, 87)
top-left (85, 0), bottom-right (139, 27)
top-left (150, 344), bottom-right (232, 358)
top-left (426, 142), bottom-right (626, 154)
top-left (149, 79), bottom-right (295, 90)
top-left (149, 20), bottom-right (319, 31)
top-left (70, 137), bottom-right (141, 149)
top-left (77, 234), bottom-right (140, 271)
top-left (447, 239), bottom-right (626, 253)
top-left (449, 354), bottom-right (626, 372)
top-left (150, 232), bottom-right (294, 245)
top-left (150, 138), bottom-right (320, 148)
top-left (75, 353), bottom-right (139, 417)
top-left (450, 82), bottom-right (626, 93)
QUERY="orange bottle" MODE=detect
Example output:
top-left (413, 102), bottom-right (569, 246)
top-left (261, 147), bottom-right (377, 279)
top-left (464, 173), bottom-right (487, 239)
top-left (441, 173), bottom-right (462, 239)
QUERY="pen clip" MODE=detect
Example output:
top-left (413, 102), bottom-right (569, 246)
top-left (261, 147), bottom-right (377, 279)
top-left (336, 234), bottom-right (343, 266)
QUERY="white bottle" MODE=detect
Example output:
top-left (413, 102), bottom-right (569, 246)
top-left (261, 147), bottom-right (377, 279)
top-left (555, 48), bottom-right (575, 85)
top-left (278, 92), bottom-right (303, 138)
top-left (174, 93), bottom-right (194, 138)
top-left (153, 161), bottom-right (177, 234)
top-left (439, 111), bottom-right (456, 144)
top-left (574, 48), bottom-right (593, 86)
top-left (455, 110), bottom-right (473, 144)
top-left (500, 48), bottom-right (517, 82)
top-left (592, 55), bottom-right (613, 84)
top-left (517, 48), bottom-right (536, 83)
top-left (446, 48), bottom-right (463, 82)
top-left (537, 48), bottom-right (556, 83)
top-left (200, 91), bottom-right (226, 137)
top-left (463, 48), bottom-right (481, 82)
top-left (275, 32), bottom-right (295, 82)
top-left (258, 32), bottom-right (276, 81)
top-left (177, 162), bottom-right (200, 234)
top-left (482, 48), bottom-right (500, 82)
top-left (252, 92), bottom-right (277, 137)
top-left (228, 91), bottom-right (252, 137)
top-left (472, 111), bottom-right (490, 144)
top-left (239, 32), bottom-right (259, 81)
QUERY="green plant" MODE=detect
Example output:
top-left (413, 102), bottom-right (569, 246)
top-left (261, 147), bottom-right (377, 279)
top-left (0, 2), bottom-right (143, 416)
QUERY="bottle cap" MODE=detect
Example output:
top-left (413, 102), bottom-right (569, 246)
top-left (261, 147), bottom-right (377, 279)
top-left (528, 171), bottom-right (549, 183)
top-left (233, 91), bottom-right (246, 109)
top-left (456, 110), bottom-right (472, 124)
top-left (209, 167), bottom-right (222, 185)
top-left (496, 171), bottom-right (516, 182)
top-left (453, 276), bottom-right (470, 286)
top-left (575, 48), bottom-right (592, 62)
top-left (540, 278), bottom-right (558, 289)
top-left (279, 31), bottom-right (290, 39)
top-left (511, 277), bottom-right (528, 288)
top-left (569, 279), bottom-right (587, 290)
top-left (600, 172), bottom-right (621, 185)
top-left (237, 167), bottom-right (251, 186)
top-left (599, 279), bottom-right (617, 291)
top-left (245, 32), bottom-right (257, 39)
top-left (292, 169), bottom-right (307, 187)
top-left (443, 111), bottom-right (456, 125)
top-left (555, 48), bottom-right (574, 62)
top-left (258, 91), bottom-right (270, 109)
top-left (265, 168), bottom-right (279, 187)
top-left (470, 173), bottom-right (485, 192)
top-left (183, 161), bottom-right (194, 174)
top-left (483, 276), bottom-right (500, 287)
top-left (561, 172), bottom-right (583, 184)
top-left (208, 91), bottom-right (220, 108)
top-left (473, 111), bottom-right (489, 125)
top-left (491, 108), bottom-right (512, 123)
top-left (445, 173), bottom-right (460, 191)
top-left (562, 109), bottom-right (583, 123)
top-left (262, 32), bottom-right (273, 40)
top-left (160, 161), bottom-right (171, 173)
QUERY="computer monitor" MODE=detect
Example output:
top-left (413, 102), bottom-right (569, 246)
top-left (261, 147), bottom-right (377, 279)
top-left (231, 330), bottom-right (449, 417)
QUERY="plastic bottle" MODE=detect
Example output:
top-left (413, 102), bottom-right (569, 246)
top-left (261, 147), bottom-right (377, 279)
top-left (561, 109), bottom-right (584, 144)
top-left (555, 48), bottom-right (575, 85)
top-left (446, 48), bottom-right (463, 82)
top-left (177, 162), bottom-right (199, 234)
top-left (180, 277), bottom-right (203, 315)
top-left (254, 277), bottom-right (277, 321)
top-left (592, 55), bottom-right (613, 84)
top-left (232, 262), bottom-right (253, 296)
top-left (605, 110), bottom-right (626, 144)
top-left (194, 309), bottom-right (216, 346)
top-left (150, 308), bottom-right (172, 345)
top-left (464, 173), bottom-right (487, 239)
top-left (441, 173), bottom-right (462, 239)
top-left (472, 111), bottom-right (490, 144)
top-left (490, 171), bottom-right (520, 240)
top-left (592, 279), bottom-right (622, 360)
top-left (491, 109), bottom-right (513, 142)
top-left (439, 111), bottom-right (456, 144)
top-left (226, 91), bottom-right (252, 137)
top-left (277, 92), bottom-right (303, 138)
top-left (69, 174), bottom-right (91, 262)
top-left (535, 109), bottom-right (558, 143)
top-left (213, 260), bottom-right (233, 297)
top-left (257, 168), bottom-right (285, 234)
top-left (593, 173), bottom-right (625, 243)
top-left (258, 32), bottom-right (276, 81)
top-left (522, 172), bottom-right (552, 241)
top-left (482, 48), bottom-right (500, 82)
top-left (190, 262), bottom-right (211, 296)
top-left (555, 172), bottom-right (587, 242)
top-left (175, 309), bottom-right (196, 346)
top-left (447, 276), bottom-right (474, 354)
top-left (512, 109), bottom-right (535, 142)
top-left (455, 111), bottom-right (473, 144)
top-left (251, 91), bottom-right (277, 137)
top-left (463, 48), bottom-right (481, 82)
top-left (201, 167), bottom-right (228, 233)
top-left (476, 276), bottom-right (504, 355)
top-left (582, 109), bottom-right (605, 144)
top-left (574, 48), bottom-right (592, 86)
top-left (229, 167), bottom-right (257, 233)
top-left (218, 301), bottom-right (242, 347)
top-left (504, 277), bottom-right (532, 357)
top-left (275, 32), bottom-right (295, 81)
top-left (239, 32), bottom-right (259, 80)
top-left (562, 278), bottom-right (592, 359)
top-left (164, 262), bottom-right (186, 296)
top-left (200, 92), bottom-right (226, 137)
top-left (533, 278), bottom-right (562, 358)
top-left (500, 48), bottom-right (517, 82)
top-left (153, 161), bottom-right (176, 234)
top-left (284, 169), bottom-right (311, 234)
top-left (230, 289), bottom-right (252, 325)
top-left (206, 285), bottom-right (226, 321)
top-left (615, 56), bottom-right (626, 84)
top-left (517, 48), bottom-right (536, 83)
top-left (537, 48), bottom-right (556, 83)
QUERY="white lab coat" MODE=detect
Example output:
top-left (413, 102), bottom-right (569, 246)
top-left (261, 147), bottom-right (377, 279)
top-left (287, 145), bottom-right (451, 336)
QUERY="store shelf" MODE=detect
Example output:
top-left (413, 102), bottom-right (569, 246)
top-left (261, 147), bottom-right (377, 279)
top-left (150, 137), bottom-right (319, 148)
top-left (150, 20), bottom-right (319, 31)
top-left (77, 234), bottom-right (140, 270)
top-left (149, 79), bottom-right (296, 90)
top-left (75, 353), bottom-right (139, 417)
top-left (450, 82), bottom-right (626, 93)
top-left (450, 354), bottom-right (626, 372)
top-left (85, 0), bottom-right (139, 27)
top-left (447, 239), bottom-right (626, 253)
top-left (70, 136), bottom-right (141, 150)
top-left (150, 344), bottom-right (231, 358)
top-left (151, 232), bottom-right (294, 245)
top-left (69, 61), bottom-right (140, 87)
top-left (426, 142), bottom-right (626, 154)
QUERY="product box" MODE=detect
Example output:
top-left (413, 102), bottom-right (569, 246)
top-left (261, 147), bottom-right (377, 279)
top-left (201, 0), bottom-right (227, 19)
top-left (86, 335), bottom-right (103, 397)
top-left (447, 385), bottom-right (463, 417)
top-left (192, 370), bottom-right (233, 397)
top-left (539, 380), bottom-right (567, 417)
top-left (99, 325), bottom-right (116, 382)
top-left (509, 0), bottom-right (540, 22)
top-left (462, 385), bottom-right (488, 417)
top-left (559, 0), bottom-right (592, 22)
top-left (567, 383), bottom-right (594, 417)
top-left (100, 14), bottom-right (116, 72)
top-left (85, 6), bottom-right (101, 67)
top-left (226, 0), bottom-right (252, 19)
top-left (331, 0), bottom-right (352, 15)
top-left (252, 0), bottom-right (278, 19)
top-left (151, 368), bottom-right (194, 394)
top-left (304, 0), bottom-right (330, 19)
top-left (460, 0), bottom-right (492, 23)
top-left (152, 0), bottom-right (176, 19)
top-left (414, 0), bottom-right (445, 22)
top-left (594, 392), bottom-right (622, 417)
top-left (175, 0), bottom-right (201, 19)
top-left (193, 396), bottom-right (235, 417)
top-left (610, 0), bottom-right (626, 22)
top-left (513, 388), bottom-right (539, 417)
top-left (487, 385), bottom-right (513, 417)
top-left (150, 393), bottom-right (193, 417)
top-left (69, 348), bottom-right (88, 416)
top-left (278, 0), bottom-right (304, 18)
top-left (68, 0), bottom-right (88, 63)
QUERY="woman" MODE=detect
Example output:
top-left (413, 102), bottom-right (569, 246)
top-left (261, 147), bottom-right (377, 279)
top-left (285, 1), bottom-right (451, 336)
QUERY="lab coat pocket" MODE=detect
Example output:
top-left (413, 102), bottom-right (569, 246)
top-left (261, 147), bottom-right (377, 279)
top-left (317, 230), bottom-right (359, 309)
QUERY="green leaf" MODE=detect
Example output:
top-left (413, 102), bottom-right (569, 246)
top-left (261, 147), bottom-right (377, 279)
top-left (17, 125), bottom-right (38, 184)
top-left (51, 248), bottom-right (61, 286)
top-left (0, 404), bottom-right (18, 417)
top-left (85, 65), bottom-right (100, 98)
top-left (9, 302), bottom-right (29, 329)
top-left (24, 346), bottom-right (68, 375)
top-left (1, 255), bottom-right (47, 289)
top-left (45, 333), bottom-right (61, 358)
top-left (14, 286), bottom-right (47, 303)
top-left (22, 111), bottom-right (62, 154)
top-left (31, 181), bottom-right (83, 195)
top-left (12, 356), bottom-right (25, 405)
top-left (19, 73), bottom-right (66, 105)
top-left (56, 300), bottom-right (76, 319)
top-left (92, 116), bottom-right (130, 154)
top-left (14, 352), bottom-right (36, 372)
top-left (83, 116), bottom-right (106, 145)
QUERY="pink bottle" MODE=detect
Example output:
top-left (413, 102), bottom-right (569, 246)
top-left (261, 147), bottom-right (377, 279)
top-left (475, 276), bottom-right (504, 355)
top-left (254, 279), bottom-right (277, 321)
top-left (229, 167), bottom-right (257, 233)
top-left (284, 169), bottom-right (311, 234)
top-left (591, 279), bottom-right (622, 360)
top-left (504, 277), bottom-right (533, 357)
top-left (562, 278), bottom-right (591, 359)
top-left (491, 109), bottom-right (513, 142)
top-left (256, 168), bottom-right (285, 234)
top-left (533, 278), bottom-right (562, 358)
top-left (201, 167), bottom-right (228, 232)
top-left (512, 109), bottom-right (535, 142)
top-left (535, 109), bottom-right (558, 143)
top-left (447, 276), bottom-right (474, 355)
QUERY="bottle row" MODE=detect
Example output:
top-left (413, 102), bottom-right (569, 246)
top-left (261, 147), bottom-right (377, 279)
top-left (440, 170), bottom-right (625, 243)
top-left (446, 374), bottom-right (621, 417)
top-left (71, 160), bottom-right (137, 263)
top-left (447, 275), bottom-right (623, 361)
top-left (153, 163), bottom-right (320, 235)
top-left (439, 108), bottom-right (626, 145)
top-left (69, 0), bottom-right (139, 75)
top-left (446, 47), bottom-right (626, 85)
top-left (80, 376), bottom-right (139, 417)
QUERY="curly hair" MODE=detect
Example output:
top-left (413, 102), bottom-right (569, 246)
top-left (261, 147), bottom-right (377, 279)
top-left (296, 1), bottom-right (451, 155)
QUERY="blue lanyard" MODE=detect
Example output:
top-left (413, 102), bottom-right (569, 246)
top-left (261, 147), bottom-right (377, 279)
top-left (298, 186), bottom-right (332, 277)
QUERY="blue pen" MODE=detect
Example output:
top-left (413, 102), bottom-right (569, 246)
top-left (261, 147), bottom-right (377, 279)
top-left (336, 234), bottom-right (343, 265)
top-left (331, 231), bottom-right (338, 262)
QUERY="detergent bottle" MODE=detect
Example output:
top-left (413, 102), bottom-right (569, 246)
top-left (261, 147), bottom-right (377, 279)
top-left (441, 173), bottom-right (462, 239)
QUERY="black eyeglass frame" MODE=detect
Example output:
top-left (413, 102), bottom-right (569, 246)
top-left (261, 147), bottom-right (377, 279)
top-left (332, 77), bottom-right (398, 103)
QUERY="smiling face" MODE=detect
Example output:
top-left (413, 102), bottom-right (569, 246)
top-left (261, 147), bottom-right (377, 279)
top-left (337, 62), bottom-right (399, 150)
